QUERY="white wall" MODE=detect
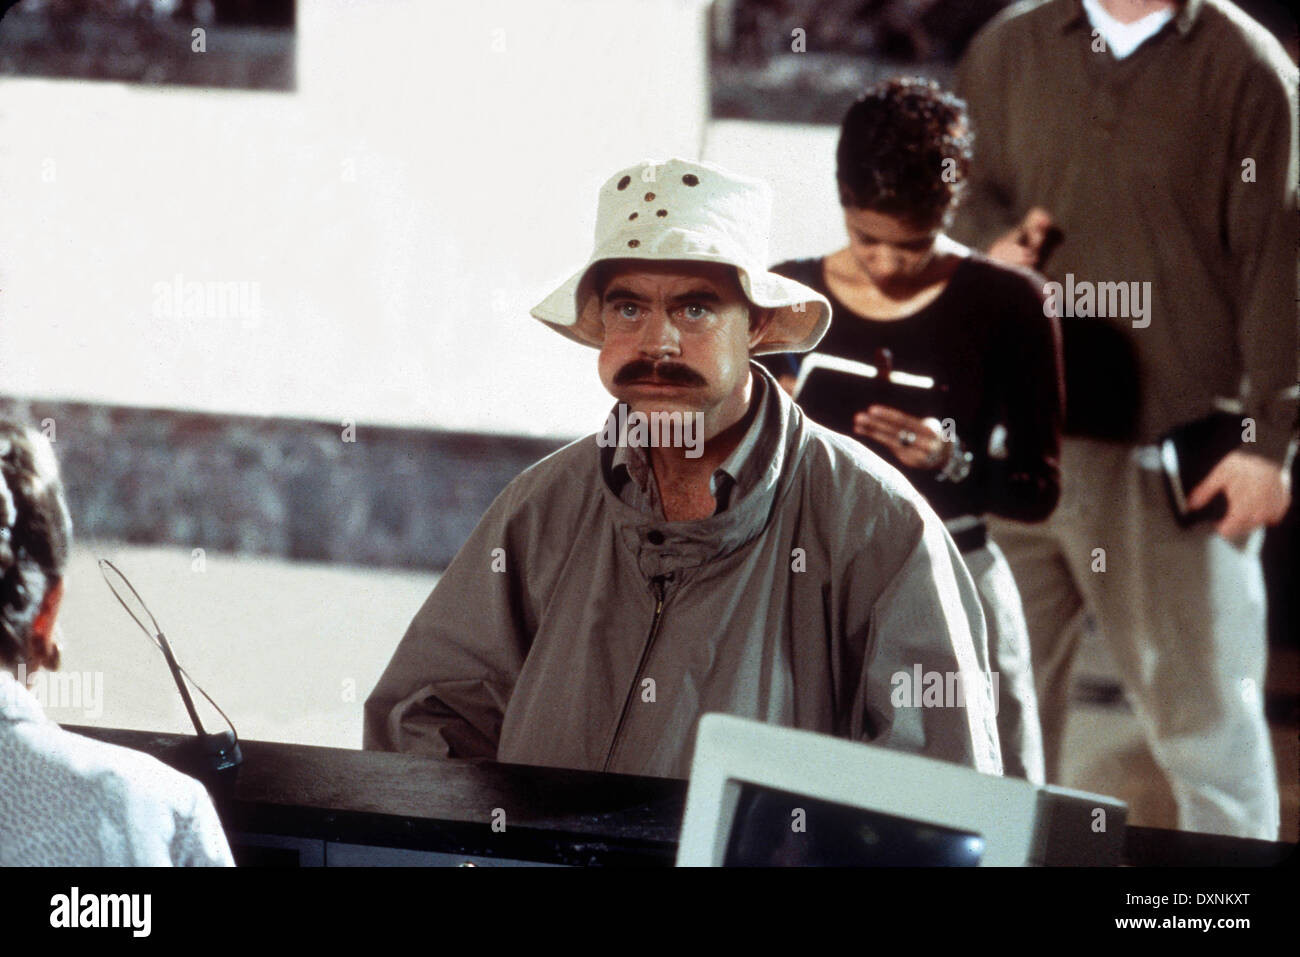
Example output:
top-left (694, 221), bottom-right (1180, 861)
top-left (0, 0), bottom-right (732, 438)
top-left (703, 118), bottom-right (845, 262)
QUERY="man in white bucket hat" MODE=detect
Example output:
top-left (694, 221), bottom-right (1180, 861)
top-left (365, 158), bottom-right (1001, 779)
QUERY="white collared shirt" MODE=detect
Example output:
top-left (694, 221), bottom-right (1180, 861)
top-left (1081, 0), bottom-right (1177, 59)
top-left (0, 671), bottom-right (234, 866)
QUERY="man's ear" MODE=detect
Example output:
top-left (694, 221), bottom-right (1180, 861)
top-left (747, 307), bottom-right (778, 350)
top-left (28, 578), bottom-right (63, 672)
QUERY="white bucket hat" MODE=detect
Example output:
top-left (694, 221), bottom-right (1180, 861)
top-left (530, 158), bottom-right (831, 355)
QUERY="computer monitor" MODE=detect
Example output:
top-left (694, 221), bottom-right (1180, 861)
top-left (676, 714), bottom-right (1045, 867)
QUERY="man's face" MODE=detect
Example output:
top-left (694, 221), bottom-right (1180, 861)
top-left (595, 261), bottom-right (764, 435)
top-left (843, 207), bottom-right (940, 294)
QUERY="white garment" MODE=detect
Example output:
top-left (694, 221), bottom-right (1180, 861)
top-left (0, 671), bottom-right (234, 866)
top-left (1081, 0), bottom-right (1176, 59)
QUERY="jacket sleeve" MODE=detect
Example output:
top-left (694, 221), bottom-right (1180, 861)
top-left (1225, 55), bottom-right (1299, 463)
top-left (949, 17), bottom-right (1022, 253)
top-left (363, 482), bottom-right (535, 757)
top-left (977, 267), bottom-right (1064, 522)
top-left (845, 499), bottom-right (1003, 776)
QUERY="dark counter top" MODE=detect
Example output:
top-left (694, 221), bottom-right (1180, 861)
top-left (66, 725), bottom-right (684, 867)
top-left (63, 725), bottom-right (1296, 867)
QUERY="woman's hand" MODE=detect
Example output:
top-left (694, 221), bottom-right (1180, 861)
top-left (854, 405), bottom-right (952, 469)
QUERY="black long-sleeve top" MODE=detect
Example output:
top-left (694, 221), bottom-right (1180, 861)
top-left (764, 254), bottom-right (1064, 523)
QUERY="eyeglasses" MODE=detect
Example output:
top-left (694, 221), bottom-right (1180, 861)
top-left (98, 558), bottom-right (239, 757)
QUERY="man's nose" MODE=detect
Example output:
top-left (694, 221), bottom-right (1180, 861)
top-left (636, 307), bottom-right (680, 357)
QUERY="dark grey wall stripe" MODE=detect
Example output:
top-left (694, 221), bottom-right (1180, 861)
top-left (0, 396), bottom-right (569, 571)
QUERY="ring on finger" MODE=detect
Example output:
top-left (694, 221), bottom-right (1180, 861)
top-left (898, 429), bottom-right (917, 447)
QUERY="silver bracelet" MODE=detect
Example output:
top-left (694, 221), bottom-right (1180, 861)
top-left (936, 435), bottom-right (974, 484)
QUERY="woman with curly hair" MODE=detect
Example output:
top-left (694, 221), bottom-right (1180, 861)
top-left (764, 77), bottom-right (1064, 781)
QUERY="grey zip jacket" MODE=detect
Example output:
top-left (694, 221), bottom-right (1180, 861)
top-left (365, 364), bottom-right (1002, 779)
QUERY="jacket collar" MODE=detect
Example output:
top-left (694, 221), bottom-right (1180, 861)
top-left (1055, 0), bottom-right (1202, 37)
top-left (599, 361), bottom-right (807, 580)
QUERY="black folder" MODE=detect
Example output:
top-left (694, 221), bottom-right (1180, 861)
top-left (1157, 412), bottom-right (1239, 527)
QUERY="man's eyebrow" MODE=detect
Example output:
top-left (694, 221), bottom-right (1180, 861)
top-left (603, 286), bottom-right (646, 303)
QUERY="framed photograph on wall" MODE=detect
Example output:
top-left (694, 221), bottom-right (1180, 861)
top-left (708, 0), bottom-right (1009, 123)
top-left (0, 0), bottom-right (295, 91)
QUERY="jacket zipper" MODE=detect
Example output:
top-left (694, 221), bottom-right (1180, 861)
top-left (602, 573), bottom-right (672, 772)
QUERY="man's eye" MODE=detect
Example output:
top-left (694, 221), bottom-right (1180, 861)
top-left (617, 303), bottom-right (640, 320)
top-left (681, 304), bottom-right (710, 320)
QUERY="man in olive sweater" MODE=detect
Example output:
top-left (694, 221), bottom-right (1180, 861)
top-left (951, 0), bottom-right (1297, 839)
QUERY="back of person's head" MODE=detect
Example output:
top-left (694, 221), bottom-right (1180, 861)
top-left (0, 420), bottom-right (72, 668)
top-left (835, 76), bottom-right (974, 230)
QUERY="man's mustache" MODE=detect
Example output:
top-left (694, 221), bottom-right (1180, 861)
top-left (613, 360), bottom-right (707, 387)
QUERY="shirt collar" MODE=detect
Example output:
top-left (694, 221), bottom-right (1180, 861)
top-left (1084, 0), bottom-right (1174, 47)
top-left (609, 436), bottom-right (649, 498)
top-left (711, 370), bottom-right (769, 505)
top-left (1057, 0), bottom-right (1202, 36)
top-left (607, 366), bottom-right (773, 515)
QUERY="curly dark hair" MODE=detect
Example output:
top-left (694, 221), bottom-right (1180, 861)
top-left (0, 420), bottom-right (72, 668)
top-left (835, 76), bottom-right (974, 230)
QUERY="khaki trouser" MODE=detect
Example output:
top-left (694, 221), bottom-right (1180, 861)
top-left (962, 540), bottom-right (1046, 785)
top-left (988, 437), bottom-right (1279, 841)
